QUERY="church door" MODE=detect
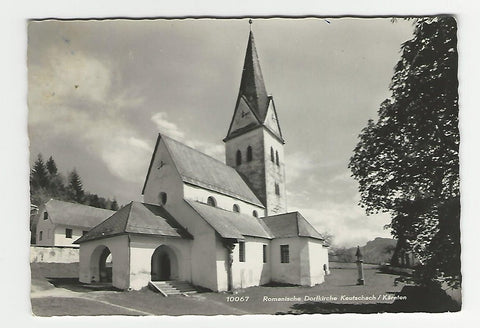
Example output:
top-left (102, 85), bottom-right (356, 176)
top-left (160, 254), bottom-right (171, 280)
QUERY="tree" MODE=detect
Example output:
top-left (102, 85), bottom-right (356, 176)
top-left (348, 17), bottom-right (460, 288)
top-left (30, 154), bottom-right (48, 189)
top-left (67, 169), bottom-right (85, 203)
top-left (46, 156), bottom-right (58, 175)
top-left (320, 231), bottom-right (334, 246)
top-left (110, 199), bottom-right (119, 211)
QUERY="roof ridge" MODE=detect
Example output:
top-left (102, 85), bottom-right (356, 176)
top-left (123, 201), bottom-right (134, 232)
top-left (162, 134), bottom-right (226, 166)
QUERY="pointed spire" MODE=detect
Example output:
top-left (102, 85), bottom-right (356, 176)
top-left (238, 31), bottom-right (269, 121)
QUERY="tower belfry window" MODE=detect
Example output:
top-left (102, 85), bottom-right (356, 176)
top-left (275, 150), bottom-right (280, 166)
top-left (236, 150), bottom-right (242, 166)
top-left (270, 147), bottom-right (274, 162)
top-left (247, 146), bottom-right (253, 162)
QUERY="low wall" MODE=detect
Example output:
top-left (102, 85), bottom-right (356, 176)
top-left (30, 246), bottom-right (79, 263)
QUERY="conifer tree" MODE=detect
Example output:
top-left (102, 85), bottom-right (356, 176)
top-left (30, 154), bottom-right (48, 189)
top-left (67, 169), bottom-right (85, 203)
top-left (46, 156), bottom-right (58, 175)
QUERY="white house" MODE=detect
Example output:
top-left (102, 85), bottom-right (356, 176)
top-left (36, 199), bottom-right (114, 247)
top-left (76, 30), bottom-right (329, 292)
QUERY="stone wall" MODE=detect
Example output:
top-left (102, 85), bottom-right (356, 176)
top-left (30, 246), bottom-right (79, 263)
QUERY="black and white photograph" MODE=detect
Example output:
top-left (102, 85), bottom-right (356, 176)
top-left (24, 16), bottom-right (462, 316)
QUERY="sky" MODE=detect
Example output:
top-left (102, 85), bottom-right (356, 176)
top-left (27, 18), bottom-right (416, 247)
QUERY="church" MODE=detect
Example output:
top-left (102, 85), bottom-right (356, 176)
top-left (75, 30), bottom-right (330, 292)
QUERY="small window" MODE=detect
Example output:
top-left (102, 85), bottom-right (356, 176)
top-left (82, 230), bottom-right (88, 236)
top-left (275, 183), bottom-right (280, 195)
top-left (43, 212), bottom-right (48, 220)
top-left (239, 241), bottom-right (245, 262)
top-left (252, 210), bottom-right (258, 218)
top-left (207, 196), bottom-right (217, 207)
top-left (233, 204), bottom-right (240, 213)
top-left (65, 228), bottom-right (72, 239)
top-left (280, 245), bottom-right (290, 263)
top-left (263, 245), bottom-right (267, 263)
top-left (270, 147), bottom-right (275, 162)
top-left (236, 150), bottom-right (242, 166)
top-left (159, 192), bottom-right (167, 205)
top-left (275, 150), bottom-right (280, 166)
top-left (39, 231), bottom-right (43, 241)
top-left (246, 146), bottom-right (253, 162)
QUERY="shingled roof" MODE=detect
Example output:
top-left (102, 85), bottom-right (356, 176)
top-left (44, 199), bottom-right (114, 229)
top-left (260, 212), bottom-right (325, 241)
top-left (143, 134), bottom-right (264, 207)
top-left (186, 200), bottom-right (272, 240)
top-left (75, 201), bottom-right (192, 243)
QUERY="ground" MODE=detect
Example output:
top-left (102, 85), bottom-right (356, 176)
top-left (30, 262), bottom-right (459, 316)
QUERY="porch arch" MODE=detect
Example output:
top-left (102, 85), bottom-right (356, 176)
top-left (151, 245), bottom-right (179, 281)
top-left (89, 245), bottom-right (113, 283)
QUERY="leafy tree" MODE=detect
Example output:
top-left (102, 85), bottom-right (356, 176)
top-left (320, 231), bottom-right (334, 246)
top-left (67, 169), bottom-right (85, 203)
top-left (348, 17), bottom-right (459, 288)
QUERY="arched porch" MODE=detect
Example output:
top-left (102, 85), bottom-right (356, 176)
top-left (151, 245), bottom-right (179, 281)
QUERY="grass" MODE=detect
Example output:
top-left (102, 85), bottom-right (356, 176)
top-left (30, 262), bottom-right (460, 316)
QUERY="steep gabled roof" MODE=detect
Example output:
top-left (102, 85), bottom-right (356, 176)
top-left (142, 133), bottom-right (264, 207)
top-left (75, 201), bottom-right (192, 243)
top-left (44, 199), bottom-right (114, 229)
top-left (186, 200), bottom-right (272, 240)
top-left (260, 212), bottom-right (325, 241)
top-left (225, 31), bottom-right (284, 143)
top-left (238, 31), bottom-right (269, 122)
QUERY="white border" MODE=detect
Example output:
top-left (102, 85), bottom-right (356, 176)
top-left (1, 1), bottom-right (479, 327)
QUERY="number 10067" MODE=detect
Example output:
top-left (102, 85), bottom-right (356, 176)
top-left (226, 296), bottom-right (250, 302)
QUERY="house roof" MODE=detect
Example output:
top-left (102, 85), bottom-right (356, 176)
top-left (186, 200), bottom-right (272, 240)
top-left (44, 199), bottom-right (114, 229)
top-left (75, 201), bottom-right (192, 243)
top-left (143, 134), bottom-right (264, 207)
top-left (260, 212), bottom-right (325, 241)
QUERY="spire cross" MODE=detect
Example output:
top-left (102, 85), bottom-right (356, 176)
top-left (249, 19), bottom-right (253, 31)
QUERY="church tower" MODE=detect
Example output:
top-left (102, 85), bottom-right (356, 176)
top-left (224, 30), bottom-right (287, 215)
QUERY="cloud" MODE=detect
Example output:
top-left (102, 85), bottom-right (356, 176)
top-left (29, 46), bottom-right (151, 184)
top-left (289, 196), bottom-right (392, 248)
top-left (285, 152), bottom-right (317, 185)
top-left (151, 111), bottom-right (225, 161)
top-left (151, 112), bottom-right (185, 140)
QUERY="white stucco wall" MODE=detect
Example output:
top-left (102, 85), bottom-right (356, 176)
top-left (163, 201), bottom-right (220, 291)
top-left (183, 184), bottom-right (266, 218)
top-left (52, 225), bottom-right (86, 247)
top-left (270, 237), bottom-right (304, 285)
top-left (30, 246), bottom-right (79, 263)
top-left (36, 212), bottom-right (55, 246)
top-left (306, 239), bottom-right (329, 286)
top-left (228, 236), bottom-right (271, 290)
top-left (128, 234), bottom-right (192, 290)
top-left (79, 235), bottom-right (130, 290)
top-left (143, 138), bottom-right (185, 207)
top-left (36, 213), bottom-right (87, 247)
